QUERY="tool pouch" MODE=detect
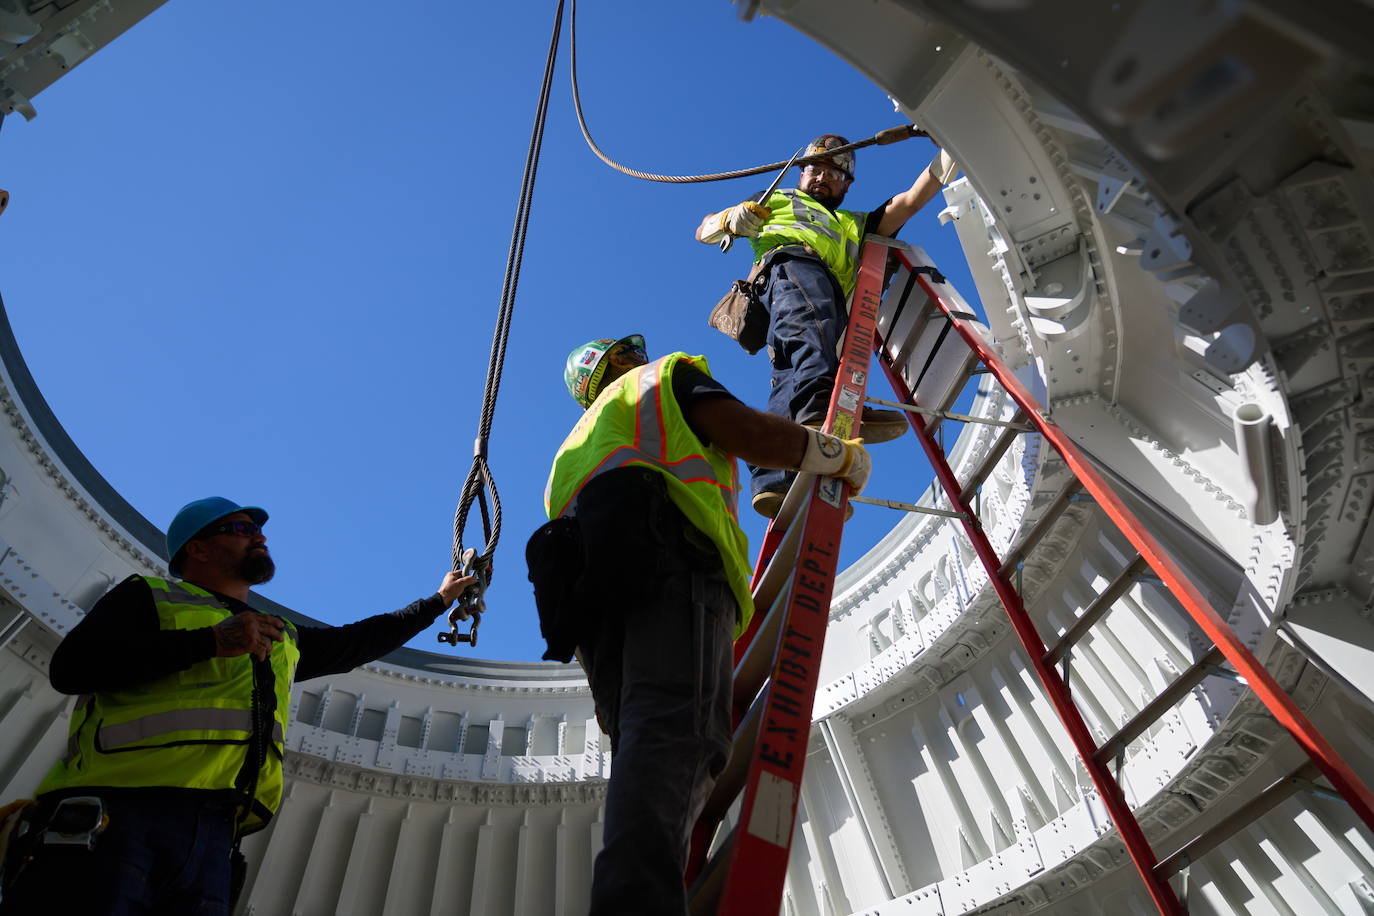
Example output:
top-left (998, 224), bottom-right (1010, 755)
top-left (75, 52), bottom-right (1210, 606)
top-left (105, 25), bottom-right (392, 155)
top-left (526, 515), bottom-right (586, 664)
top-left (708, 257), bottom-right (769, 355)
top-left (527, 468), bottom-right (681, 662)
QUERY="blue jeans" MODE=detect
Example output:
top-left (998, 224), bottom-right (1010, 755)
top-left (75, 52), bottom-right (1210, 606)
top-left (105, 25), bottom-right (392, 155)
top-left (1, 792), bottom-right (236, 916)
top-left (752, 250), bottom-right (846, 498)
top-left (578, 476), bottom-right (736, 916)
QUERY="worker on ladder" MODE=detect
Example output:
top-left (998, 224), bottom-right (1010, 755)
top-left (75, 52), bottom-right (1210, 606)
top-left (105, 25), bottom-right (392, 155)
top-left (696, 133), bottom-right (958, 517)
top-left (529, 334), bottom-right (870, 915)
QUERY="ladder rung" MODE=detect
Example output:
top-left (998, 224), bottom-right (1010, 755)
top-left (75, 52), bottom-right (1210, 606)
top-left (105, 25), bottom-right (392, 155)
top-left (688, 824), bottom-right (738, 915)
top-left (997, 480), bottom-right (1084, 578)
top-left (1155, 762), bottom-right (1321, 879)
top-left (1094, 646), bottom-right (1226, 766)
top-left (849, 494), bottom-right (967, 519)
top-left (959, 412), bottom-right (1027, 504)
top-left (698, 693), bottom-right (766, 833)
top-left (864, 396), bottom-right (1033, 431)
top-left (1043, 555), bottom-right (1150, 666)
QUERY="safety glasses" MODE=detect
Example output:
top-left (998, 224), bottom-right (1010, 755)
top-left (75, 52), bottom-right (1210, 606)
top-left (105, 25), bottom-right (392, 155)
top-left (610, 342), bottom-right (647, 363)
top-left (801, 163), bottom-right (848, 181)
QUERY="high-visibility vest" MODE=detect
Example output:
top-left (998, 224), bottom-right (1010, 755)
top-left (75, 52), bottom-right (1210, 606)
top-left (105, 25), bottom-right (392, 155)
top-left (37, 576), bottom-right (299, 836)
top-left (545, 353), bottom-right (755, 635)
top-left (749, 188), bottom-right (867, 298)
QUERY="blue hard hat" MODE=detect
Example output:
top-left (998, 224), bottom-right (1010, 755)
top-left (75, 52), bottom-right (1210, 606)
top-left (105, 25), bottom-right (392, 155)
top-left (166, 496), bottom-right (268, 575)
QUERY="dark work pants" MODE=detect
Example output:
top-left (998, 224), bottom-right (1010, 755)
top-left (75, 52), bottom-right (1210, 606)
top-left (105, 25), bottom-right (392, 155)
top-left (578, 478), bottom-right (736, 916)
top-left (752, 251), bottom-right (847, 499)
top-left (0, 792), bottom-right (235, 916)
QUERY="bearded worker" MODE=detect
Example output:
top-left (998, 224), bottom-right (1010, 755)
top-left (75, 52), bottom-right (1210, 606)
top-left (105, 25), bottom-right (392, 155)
top-left (0, 496), bottom-right (475, 915)
top-left (697, 132), bottom-right (957, 517)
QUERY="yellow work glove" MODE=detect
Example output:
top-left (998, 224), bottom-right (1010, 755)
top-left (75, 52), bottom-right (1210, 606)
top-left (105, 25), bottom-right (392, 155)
top-left (716, 201), bottom-right (770, 239)
top-left (798, 428), bottom-right (871, 497)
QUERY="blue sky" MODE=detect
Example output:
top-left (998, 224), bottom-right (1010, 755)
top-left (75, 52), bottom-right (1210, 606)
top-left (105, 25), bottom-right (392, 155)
top-left (2, 0), bottom-right (979, 662)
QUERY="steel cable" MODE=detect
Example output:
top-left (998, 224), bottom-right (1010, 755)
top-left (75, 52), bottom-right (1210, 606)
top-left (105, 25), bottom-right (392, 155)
top-left (569, 0), bottom-right (923, 183)
top-left (452, 0), bottom-right (565, 571)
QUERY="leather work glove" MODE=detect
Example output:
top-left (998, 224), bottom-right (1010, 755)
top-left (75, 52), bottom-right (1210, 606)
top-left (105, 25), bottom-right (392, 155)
top-left (718, 201), bottom-right (769, 238)
top-left (798, 428), bottom-right (871, 497)
top-left (928, 148), bottom-right (959, 185)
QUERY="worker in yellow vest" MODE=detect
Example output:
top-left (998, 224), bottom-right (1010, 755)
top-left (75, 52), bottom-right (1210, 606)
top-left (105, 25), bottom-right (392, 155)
top-left (0, 496), bottom-right (474, 914)
top-left (530, 334), bottom-right (870, 916)
top-left (697, 133), bottom-right (958, 517)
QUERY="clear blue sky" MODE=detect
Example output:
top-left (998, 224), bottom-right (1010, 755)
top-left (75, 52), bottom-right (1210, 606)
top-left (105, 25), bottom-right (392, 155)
top-left (2, 0), bottom-right (980, 662)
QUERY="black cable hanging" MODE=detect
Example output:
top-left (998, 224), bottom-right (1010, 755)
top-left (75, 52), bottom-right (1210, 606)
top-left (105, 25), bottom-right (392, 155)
top-left (441, 0), bottom-right (566, 648)
top-left (568, 0), bottom-right (924, 184)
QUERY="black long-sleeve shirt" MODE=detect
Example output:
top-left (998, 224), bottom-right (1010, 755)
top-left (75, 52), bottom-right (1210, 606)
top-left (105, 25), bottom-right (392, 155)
top-left (49, 575), bottom-right (448, 695)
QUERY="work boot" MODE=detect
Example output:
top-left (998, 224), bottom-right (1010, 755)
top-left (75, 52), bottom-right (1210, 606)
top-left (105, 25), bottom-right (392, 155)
top-left (800, 409), bottom-right (907, 443)
top-left (752, 488), bottom-right (854, 521)
top-left (752, 489), bottom-right (785, 519)
top-left (858, 407), bottom-right (908, 443)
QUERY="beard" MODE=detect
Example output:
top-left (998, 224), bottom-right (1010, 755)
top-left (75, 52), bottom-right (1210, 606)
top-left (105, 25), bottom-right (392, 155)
top-left (240, 552), bottom-right (276, 585)
top-left (809, 188), bottom-right (845, 210)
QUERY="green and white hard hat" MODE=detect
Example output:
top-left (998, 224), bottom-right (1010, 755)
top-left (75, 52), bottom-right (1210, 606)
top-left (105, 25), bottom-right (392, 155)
top-left (804, 134), bottom-right (855, 179)
top-left (564, 334), bottom-right (646, 409)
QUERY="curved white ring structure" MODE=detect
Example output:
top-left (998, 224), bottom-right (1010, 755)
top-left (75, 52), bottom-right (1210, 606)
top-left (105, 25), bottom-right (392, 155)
top-left (2, 1), bottom-right (1373, 913)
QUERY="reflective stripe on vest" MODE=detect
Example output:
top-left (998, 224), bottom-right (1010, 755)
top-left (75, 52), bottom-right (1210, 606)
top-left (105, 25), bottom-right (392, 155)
top-left (545, 353), bottom-right (754, 634)
top-left (558, 360), bottom-right (735, 518)
top-left (97, 708), bottom-right (285, 750)
top-left (749, 189), bottom-right (866, 297)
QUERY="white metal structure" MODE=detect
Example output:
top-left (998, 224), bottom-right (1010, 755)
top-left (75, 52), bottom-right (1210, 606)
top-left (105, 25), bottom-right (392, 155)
top-left (2, 0), bottom-right (1373, 913)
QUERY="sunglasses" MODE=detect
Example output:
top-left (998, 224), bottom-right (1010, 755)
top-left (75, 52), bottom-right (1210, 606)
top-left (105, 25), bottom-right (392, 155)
top-left (204, 520), bottom-right (263, 538)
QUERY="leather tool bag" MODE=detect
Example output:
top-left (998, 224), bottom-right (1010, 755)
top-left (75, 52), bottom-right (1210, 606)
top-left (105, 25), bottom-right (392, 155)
top-left (525, 468), bottom-right (674, 663)
top-left (525, 515), bottom-right (585, 664)
top-left (708, 257), bottom-right (770, 355)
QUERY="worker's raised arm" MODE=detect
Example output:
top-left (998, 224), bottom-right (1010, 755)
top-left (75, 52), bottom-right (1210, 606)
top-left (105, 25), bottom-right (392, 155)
top-left (875, 149), bottom-right (959, 238)
top-left (697, 201), bottom-right (769, 244)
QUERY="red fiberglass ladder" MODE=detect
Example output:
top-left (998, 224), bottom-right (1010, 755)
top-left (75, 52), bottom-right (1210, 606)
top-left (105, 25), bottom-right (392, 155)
top-left (686, 236), bottom-right (1374, 915)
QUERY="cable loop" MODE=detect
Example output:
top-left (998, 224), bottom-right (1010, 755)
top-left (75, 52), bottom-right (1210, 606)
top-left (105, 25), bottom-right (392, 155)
top-left (569, 0), bottom-right (924, 184)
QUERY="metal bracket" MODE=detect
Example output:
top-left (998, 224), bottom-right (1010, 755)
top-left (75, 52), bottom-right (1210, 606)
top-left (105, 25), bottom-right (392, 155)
top-left (1201, 662), bottom-right (1247, 686)
top-left (438, 547), bottom-right (490, 648)
top-left (849, 495), bottom-right (967, 519)
top-left (1291, 777), bottom-right (1344, 804)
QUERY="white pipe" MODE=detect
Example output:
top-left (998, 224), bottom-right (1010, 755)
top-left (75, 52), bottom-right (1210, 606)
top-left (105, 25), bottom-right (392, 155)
top-left (1232, 402), bottom-right (1277, 526)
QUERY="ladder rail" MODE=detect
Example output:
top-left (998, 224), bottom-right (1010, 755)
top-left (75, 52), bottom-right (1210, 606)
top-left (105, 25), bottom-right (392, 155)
top-left (691, 239), bottom-right (890, 916)
top-left (732, 470), bottom-right (816, 666)
top-left (895, 245), bottom-right (1374, 835)
top-left (877, 353), bottom-right (1187, 915)
top-left (691, 235), bottom-right (1373, 916)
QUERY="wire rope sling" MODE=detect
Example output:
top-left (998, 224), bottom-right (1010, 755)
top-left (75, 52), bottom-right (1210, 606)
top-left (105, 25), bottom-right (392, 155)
top-left (440, 0), bottom-right (565, 648)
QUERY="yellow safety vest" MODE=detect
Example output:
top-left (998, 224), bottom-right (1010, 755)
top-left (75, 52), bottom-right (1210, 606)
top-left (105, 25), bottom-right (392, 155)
top-left (749, 189), bottom-right (867, 298)
top-left (545, 353), bottom-right (755, 635)
top-left (37, 576), bottom-right (299, 836)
